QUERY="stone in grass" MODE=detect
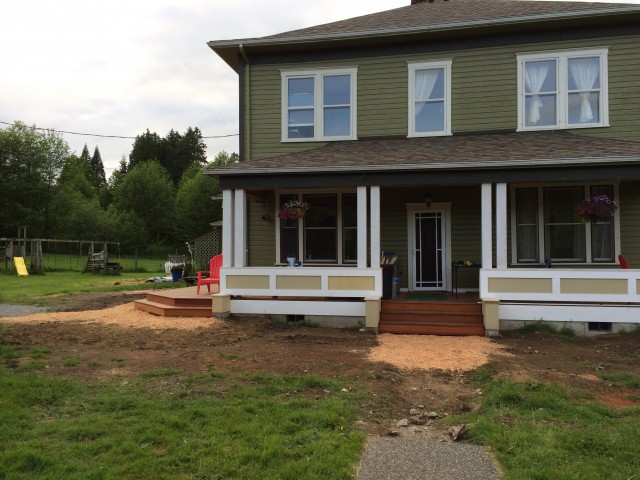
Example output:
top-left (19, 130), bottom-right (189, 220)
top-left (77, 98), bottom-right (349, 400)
top-left (448, 424), bottom-right (469, 441)
top-left (397, 418), bottom-right (410, 427)
top-left (409, 408), bottom-right (422, 416)
top-left (426, 411), bottom-right (439, 419)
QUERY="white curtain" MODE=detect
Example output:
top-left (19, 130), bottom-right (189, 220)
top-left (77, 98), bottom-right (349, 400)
top-left (524, 62), bottom-right (549, 125)
top-left (415, 69), bottom-right (439, 114)
top-left (569, 59), bottom-right (599, 123)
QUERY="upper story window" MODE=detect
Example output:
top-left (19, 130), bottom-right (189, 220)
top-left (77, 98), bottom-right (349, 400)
top-left (408, 60), bottom-right (452, 137)
top-left (281, 67), bottom-right (357, 142)
top-left (517, 48), bottom-right (609, 131)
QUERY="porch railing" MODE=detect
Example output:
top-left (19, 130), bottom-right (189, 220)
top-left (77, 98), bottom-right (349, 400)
top-left (220, 267), bottom-right (382, 298)
top-left (480, 268), bottom-right (640, 303)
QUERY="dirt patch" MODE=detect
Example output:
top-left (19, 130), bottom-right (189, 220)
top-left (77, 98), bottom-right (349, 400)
top-left (2, 294), bottom-right (640, 436)
top-left (369, 334), bottom-right (511, 372)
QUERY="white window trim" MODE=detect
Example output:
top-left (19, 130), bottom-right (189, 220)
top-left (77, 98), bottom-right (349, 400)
top-left (281, 67), bottom-right (358, 142)
top-left (407, 59), bottom-right (452, 137)
top-left (509, 182), bottom-right (620, 265)
top-left (516, 48), bottom-right (609, 131)
top-left (275, 189), bottom-right (357, 265)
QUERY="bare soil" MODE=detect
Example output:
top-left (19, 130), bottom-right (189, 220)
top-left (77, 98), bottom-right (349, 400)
top-left (2, 292), bottom-right (640, 438)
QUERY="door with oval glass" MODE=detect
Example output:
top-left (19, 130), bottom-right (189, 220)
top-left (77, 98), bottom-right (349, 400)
top-left (408, 205), bottom-right (450, 291)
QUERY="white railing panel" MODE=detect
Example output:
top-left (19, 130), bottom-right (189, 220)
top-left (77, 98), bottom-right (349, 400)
top-left (481, 268), bottom-right (640, 303)
top-left (220, 267), bottom-right (383, 298)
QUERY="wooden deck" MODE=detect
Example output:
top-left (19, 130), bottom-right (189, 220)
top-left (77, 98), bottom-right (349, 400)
top-left (380, 293), bottom-right (484, 336)
top-left (134, 285), bottom-right (218, 317)
top-left (134, 287), bottom-right (485, 335)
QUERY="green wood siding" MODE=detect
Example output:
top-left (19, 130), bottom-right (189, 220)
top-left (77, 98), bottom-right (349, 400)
top-left (620, 182), bottom-right (640, 268)
top-left (247, 191), bottom-right (276, 267)
top-left (244, 35), bottom-right (640, 160)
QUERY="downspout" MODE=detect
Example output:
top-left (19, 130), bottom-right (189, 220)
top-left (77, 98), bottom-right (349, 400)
top-left (239, 44), bottom-right (250, 162)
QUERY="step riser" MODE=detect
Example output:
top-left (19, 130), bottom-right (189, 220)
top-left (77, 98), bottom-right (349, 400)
top-left (134, 300), bottom-right (213, 318)
top-left (381, 314), bottom-right (483, 324)
top-left (381, 302), bottom-right (481, 314)
top-left (144, 294), bottom-right (212, 307)
top-left (379, 325), bottom-right (485, 336)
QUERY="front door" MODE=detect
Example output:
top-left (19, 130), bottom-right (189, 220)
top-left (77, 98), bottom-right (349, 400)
top-left (408, 207), bottom-right (449, 291)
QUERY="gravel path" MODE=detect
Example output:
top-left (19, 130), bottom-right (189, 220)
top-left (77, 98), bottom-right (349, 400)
top-left (357, 437), bottom-right (502, 480)
top-left (0, 304), bottom-right (49, 317)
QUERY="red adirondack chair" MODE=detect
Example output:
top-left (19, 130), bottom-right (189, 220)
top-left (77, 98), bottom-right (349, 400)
top-left (196, 254), bottom-right (223, 294)
top-left (619, 254), bottom-right (629, 269)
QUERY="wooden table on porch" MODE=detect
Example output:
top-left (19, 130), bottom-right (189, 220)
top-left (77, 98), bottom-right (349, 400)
top-left (451, 261), bottom-right (481, 299)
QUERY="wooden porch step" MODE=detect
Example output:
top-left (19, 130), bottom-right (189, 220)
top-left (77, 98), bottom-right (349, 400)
top-left (379, 300), bottom-right (484, 336)
top-left (379, 322), bottom-right (485, 336)
top-left (133, 299), bottom-right (213, 317)
top-left (144, 292), bottom-right (212, 308)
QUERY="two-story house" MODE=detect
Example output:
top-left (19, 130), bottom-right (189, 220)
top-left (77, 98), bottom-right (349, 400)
top-left (206, 0), bottom-right (640, 336)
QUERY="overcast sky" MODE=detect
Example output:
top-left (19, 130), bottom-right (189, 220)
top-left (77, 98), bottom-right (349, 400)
top-left (1, 0), bottom-right (638, 176)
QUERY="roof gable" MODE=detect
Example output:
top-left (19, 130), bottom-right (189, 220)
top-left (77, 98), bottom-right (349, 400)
top-left (264, 0), bottom-right (638, 41)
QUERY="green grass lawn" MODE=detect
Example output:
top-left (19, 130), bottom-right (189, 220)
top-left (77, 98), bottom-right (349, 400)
top-left (450, 367), bottom-right (640, 479)
top-left (0, 369), bottom-right (364, 479)
top-left (0, 270), bottom-right (179, 305)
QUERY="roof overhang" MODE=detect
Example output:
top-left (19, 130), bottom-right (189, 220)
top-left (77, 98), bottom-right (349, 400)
top-left (208, 6), bottom-right (640, 72)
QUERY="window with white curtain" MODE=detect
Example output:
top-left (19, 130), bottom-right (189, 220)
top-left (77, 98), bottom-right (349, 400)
top-left (517, 48), bottom-right (608, 131)
top-left (281, 68), bottom-right (357, 142)
top-left (408, 60), bottom-right (452, 136)
top-left (511, 184), bottom-right (618, 264)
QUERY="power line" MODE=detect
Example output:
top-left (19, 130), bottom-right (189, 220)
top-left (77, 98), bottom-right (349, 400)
top-left (0, 120), bottom-right (238, 139)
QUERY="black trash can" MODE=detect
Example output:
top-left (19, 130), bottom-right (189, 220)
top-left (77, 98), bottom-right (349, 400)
top-left (382, 265), bottom-right (394, 299)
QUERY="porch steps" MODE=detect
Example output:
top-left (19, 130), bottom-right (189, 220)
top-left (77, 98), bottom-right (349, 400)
top-left (133, 290), bottom-right (213, 317)
top-left (379, 300), bottom-right (484, 336)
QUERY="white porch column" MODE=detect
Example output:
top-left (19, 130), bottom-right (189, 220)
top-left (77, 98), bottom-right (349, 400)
top-left (222, 189), bottom-right (234, 268)
top-left (370, 186), bottom-right (381, 268)
top-left (496, 183), bottom-right (508, 269)
top-left (357, 186), bottom-right (368, 269)
top-left (234, 189), bottom-right (247, 267)
top-left (481, 183), bottom-right (493, 269)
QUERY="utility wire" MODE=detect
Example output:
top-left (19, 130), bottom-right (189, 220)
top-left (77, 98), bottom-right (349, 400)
top-left (0, 120), bottom-right (238, 139)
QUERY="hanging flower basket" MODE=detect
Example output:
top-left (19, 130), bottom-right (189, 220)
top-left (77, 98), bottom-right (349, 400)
top-left (278, 199), bottom-right (310, 220)
top-left (576, 195), bottom-right (618, 224)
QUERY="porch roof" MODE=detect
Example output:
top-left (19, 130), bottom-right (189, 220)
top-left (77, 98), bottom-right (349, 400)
top-left (206, 131), bottom-right (640, 179)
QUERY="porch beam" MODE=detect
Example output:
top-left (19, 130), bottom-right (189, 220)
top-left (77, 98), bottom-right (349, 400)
top-left (370, 186), bottom-right (381, 268)
top-left (222, 189), bottom-right (234, 268)
top-left (234, 189), bottom-right (246, 267)
top-left (481, 183), bottom-right (493, 269)
top-left (357, 186), bottom-right (368, 269)
top-left (496, 183), bottom-right (508, 269)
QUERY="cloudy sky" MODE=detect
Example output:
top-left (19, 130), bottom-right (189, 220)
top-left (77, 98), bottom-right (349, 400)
top-left (1, 0), bottom-right (638, 176)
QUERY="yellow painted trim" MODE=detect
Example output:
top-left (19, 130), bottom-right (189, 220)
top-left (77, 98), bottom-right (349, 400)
top-left (226, 275), bottom-right (270, 289)
top-left (328, 276), bottom-right (375, 291)
top-left (482, 299), bottom-right (500, 331)
top-left (561, 278), bottom-right (627, 295)
top-left (365, 297), bottom-right (381, 329)
top-left (212, 294), bottom-right (230, 314)
top-left (488, 277), bottom-right (552, 293)
top-left (276, 275), bottom-right (321, 290)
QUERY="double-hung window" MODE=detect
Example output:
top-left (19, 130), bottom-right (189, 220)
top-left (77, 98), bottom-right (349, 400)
top-left (511, 184), bottom-right (618, 264)
top-left (281, 68), bottom-right (357, 142)
top-left (277, 192), bottom-right (357, 264)
top-left (517, 48), bottom-right (608, 131)
top-left (408, 60), bottom-right (452, 137)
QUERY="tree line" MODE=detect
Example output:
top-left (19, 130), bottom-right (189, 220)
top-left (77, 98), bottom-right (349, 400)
top-left (0, 121), bottom-right (237, 253)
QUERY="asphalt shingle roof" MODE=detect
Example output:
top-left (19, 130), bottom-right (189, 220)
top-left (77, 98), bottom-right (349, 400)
top-left (264, 0), bottom-right (639, 41)
top-left (208, 131), bottom-right (640, 176)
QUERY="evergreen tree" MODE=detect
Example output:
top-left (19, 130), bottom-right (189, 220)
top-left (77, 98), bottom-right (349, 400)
top-left (80, 144), bottom-right (91, 166)
top-left (90, 146), bottom-right (106, 185)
